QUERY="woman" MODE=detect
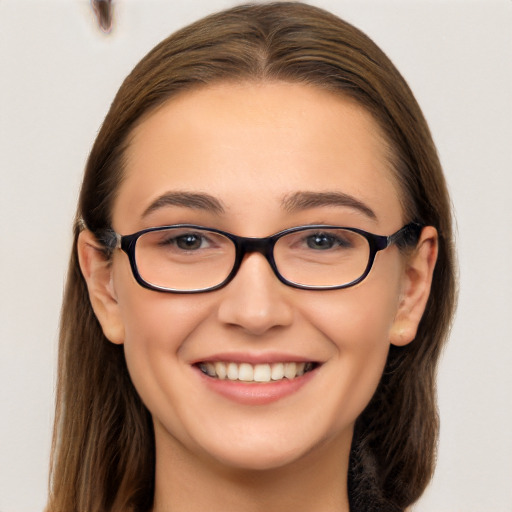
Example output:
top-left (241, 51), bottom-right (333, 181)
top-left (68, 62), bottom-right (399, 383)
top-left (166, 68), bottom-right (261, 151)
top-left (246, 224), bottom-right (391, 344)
top-left (47, 2), bottom-right (456, 511)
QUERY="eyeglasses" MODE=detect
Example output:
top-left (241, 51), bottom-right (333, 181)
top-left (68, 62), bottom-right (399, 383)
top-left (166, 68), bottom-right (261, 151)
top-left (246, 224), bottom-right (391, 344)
top-left (100, 223), bottom-right (423, 293)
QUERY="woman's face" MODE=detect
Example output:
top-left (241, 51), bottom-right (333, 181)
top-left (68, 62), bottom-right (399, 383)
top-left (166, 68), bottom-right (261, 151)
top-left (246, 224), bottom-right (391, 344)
top-left (87, 82), bottom-right (426, 471)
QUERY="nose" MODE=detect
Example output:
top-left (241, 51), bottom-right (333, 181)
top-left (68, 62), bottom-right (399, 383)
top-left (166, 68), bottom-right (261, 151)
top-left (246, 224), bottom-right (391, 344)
top-left (216, 252), bottom-right (294, 336)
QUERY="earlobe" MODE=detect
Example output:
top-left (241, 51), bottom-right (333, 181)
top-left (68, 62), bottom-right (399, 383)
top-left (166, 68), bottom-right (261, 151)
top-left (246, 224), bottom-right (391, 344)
top-left (77, 230), bottom-right (125, 344)
top-left (389, 226), bottom-right (438, 347)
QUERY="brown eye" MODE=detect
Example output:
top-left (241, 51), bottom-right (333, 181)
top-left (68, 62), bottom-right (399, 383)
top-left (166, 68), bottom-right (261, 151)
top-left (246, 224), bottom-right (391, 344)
top-left (306, 233), bottom-right (336, 250)
top-left (305, 232), bottom-right (352, 250)
top-left (175, 234), bottom-right (204, 250)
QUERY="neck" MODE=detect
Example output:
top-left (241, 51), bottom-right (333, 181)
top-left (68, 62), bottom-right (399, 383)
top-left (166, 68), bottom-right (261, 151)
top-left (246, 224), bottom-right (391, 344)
top-left (152, 425), bottom-right (352, 512)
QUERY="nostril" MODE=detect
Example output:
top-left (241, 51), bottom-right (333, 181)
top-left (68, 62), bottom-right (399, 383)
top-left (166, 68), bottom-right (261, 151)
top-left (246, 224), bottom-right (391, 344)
top-left (217, 292), bottom-right (294, 335)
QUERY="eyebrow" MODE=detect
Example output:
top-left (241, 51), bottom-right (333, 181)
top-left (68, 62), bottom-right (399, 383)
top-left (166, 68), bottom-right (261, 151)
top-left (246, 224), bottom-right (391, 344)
top-left (281, 191), bottom-right (377, 220)
top-left (141, 190), bottom-right (376, 220)
top-left (142, 191), bottom-right (225, 218)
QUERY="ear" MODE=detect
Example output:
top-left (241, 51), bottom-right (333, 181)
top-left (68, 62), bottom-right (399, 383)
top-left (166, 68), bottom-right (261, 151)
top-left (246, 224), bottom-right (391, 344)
top-left (389, 226), bottom-right (438, 347)
top-left (77, 230), bottom-right (125, 344)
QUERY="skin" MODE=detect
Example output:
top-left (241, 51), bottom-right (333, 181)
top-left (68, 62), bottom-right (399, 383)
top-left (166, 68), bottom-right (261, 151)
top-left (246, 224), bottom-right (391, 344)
top-left (78, 82), bottom-right (437, 512)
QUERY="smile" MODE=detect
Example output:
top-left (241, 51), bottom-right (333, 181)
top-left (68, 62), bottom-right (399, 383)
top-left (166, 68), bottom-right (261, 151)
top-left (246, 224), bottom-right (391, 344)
top-left (197, 361), bottom-right (316, 383)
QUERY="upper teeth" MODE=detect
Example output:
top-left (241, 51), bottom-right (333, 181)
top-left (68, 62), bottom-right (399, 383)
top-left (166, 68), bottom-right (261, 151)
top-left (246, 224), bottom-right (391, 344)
top-left (198, 361), bottom-right (313, 382)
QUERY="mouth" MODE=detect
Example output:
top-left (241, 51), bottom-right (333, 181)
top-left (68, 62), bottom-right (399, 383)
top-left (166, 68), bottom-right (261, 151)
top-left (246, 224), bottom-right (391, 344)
top-left (196, 361), bottom-right (318, 383)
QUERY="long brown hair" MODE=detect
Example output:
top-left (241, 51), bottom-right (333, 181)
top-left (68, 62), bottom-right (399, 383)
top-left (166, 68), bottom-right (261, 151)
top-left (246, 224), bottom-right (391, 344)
top-left (47, 3), bottom-right (456, 511)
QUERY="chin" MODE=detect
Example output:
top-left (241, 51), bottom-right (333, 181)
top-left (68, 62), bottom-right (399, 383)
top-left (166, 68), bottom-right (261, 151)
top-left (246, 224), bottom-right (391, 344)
top-left (212, 444), bottom-right (307, 472)
top-left (188, 420), bottom-right (352, 474)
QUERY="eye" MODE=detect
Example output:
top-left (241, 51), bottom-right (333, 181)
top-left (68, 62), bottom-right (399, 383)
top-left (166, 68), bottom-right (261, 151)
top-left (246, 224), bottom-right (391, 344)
top-left (154, 230), bottom-right (213, 251)
top-left (305, 232), bottom-right (350, 250)
top-left (174, 233), bottom-right (206, 250)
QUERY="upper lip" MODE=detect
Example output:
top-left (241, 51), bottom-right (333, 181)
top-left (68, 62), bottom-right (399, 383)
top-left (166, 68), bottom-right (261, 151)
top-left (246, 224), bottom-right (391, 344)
top-left (191, 352), bottom-right (320, 365)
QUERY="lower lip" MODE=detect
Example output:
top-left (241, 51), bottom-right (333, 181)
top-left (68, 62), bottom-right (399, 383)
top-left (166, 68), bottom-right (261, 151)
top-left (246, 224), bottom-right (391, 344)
top-left (195, 367), bottom-right (317, 405)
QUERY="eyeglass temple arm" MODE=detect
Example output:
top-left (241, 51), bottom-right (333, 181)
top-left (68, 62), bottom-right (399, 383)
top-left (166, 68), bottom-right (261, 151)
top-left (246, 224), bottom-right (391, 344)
top-left (94, 228), bottom-right (122, 253)
top-left (387, 222), bottom-right (423, 248)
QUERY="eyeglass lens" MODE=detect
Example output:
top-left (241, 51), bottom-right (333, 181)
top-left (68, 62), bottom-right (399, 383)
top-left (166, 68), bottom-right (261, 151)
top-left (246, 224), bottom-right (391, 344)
top-left (133, 227), bottom-right (372, 291)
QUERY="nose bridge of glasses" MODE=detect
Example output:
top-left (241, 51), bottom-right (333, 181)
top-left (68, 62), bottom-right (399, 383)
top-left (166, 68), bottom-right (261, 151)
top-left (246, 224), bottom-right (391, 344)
top-left (237, 235), bottom-right (274, 260)
top-left (229, 235), bottom-right (284, 289)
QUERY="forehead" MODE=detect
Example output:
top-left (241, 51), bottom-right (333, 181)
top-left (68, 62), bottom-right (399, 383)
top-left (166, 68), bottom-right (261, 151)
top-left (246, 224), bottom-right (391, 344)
top-left (114, 81), bottom-right (402, 231)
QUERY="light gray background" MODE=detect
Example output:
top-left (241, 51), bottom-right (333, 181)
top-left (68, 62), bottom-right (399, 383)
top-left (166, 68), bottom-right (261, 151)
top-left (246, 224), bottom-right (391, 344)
top-left (1, 1), bottom-right (511, 511)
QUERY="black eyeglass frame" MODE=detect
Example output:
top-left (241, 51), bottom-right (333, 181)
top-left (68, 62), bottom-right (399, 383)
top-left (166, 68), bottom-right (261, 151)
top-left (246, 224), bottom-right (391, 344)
top-left (99, 222), bottom-right (424, 293)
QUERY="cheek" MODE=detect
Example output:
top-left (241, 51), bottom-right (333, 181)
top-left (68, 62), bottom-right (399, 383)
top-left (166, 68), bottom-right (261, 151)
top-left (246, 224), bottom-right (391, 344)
top-left (305, 255), bottom-right (402, 349)
top-left (111, 261), bottom-right (212, 403)
top-left (113, 256), bottom-right (213, 346)
top-left (301, 257), bottom-right (403, 419)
